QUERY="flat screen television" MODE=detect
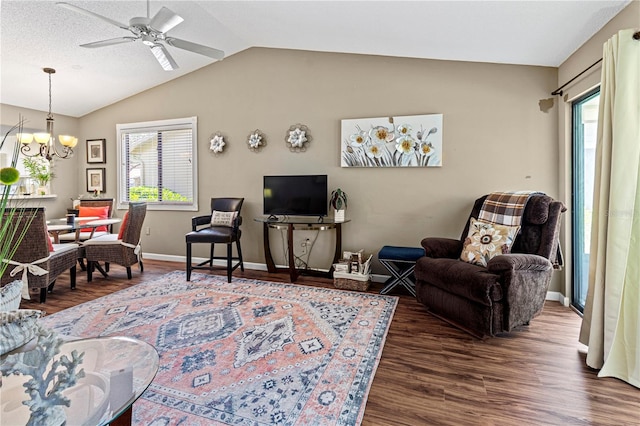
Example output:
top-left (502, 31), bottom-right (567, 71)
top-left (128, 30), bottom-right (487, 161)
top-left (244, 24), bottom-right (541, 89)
top-left (263, 175), bottom-right (328, 217)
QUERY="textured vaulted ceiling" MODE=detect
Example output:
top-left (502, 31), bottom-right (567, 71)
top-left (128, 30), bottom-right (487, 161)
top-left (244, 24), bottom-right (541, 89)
top-left (0, 0), bottom-right (631, 118)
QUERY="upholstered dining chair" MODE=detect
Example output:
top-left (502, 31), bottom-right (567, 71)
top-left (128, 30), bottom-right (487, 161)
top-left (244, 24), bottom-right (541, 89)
top-left (58, 198), bottom-right (114, 242)
top-left (1, 208), bottom-right (79, 303)
top-left (186, 198), bottom-right (244, 283)
top-left (84, 202), bottom-right (147, 282)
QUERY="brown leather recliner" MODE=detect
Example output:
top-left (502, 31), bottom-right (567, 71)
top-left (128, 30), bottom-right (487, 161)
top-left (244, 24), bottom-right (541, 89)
top-left (414, 194), bottom-right (566, 338)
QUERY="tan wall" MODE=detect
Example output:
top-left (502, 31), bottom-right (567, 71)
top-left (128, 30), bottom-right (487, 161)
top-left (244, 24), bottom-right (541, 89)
top-left (557, 0), bottom-right (639, 299)
top-left (76, 48), bottom-right (559, 279)
top-left (0, 103), bottom-right (81, 218)
top-left (2, 48), bottom-right (560, 286)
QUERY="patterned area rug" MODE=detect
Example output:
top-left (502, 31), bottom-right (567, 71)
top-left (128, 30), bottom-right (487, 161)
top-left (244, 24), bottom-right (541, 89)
top-left (41, 271), bottom-right (398, 425)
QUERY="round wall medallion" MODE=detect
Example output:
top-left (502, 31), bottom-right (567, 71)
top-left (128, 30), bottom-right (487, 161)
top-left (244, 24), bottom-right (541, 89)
top-left (247, 129), bottom-right (266, 152)
top-left (209, 132), bottom-right (226, 154)
top-left (285, 124), bottom-right (311, 152)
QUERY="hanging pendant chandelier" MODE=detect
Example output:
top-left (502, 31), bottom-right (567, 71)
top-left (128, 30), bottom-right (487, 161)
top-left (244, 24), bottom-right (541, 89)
top-left (17, 68), bottom-right (77, 161)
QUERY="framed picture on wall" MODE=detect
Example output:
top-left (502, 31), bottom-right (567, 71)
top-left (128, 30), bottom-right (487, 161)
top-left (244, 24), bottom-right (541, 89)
top-left (87, 139), bottom-right (106, 163)
top-left (340, 114), bottom-right (443, 168)
top-left (86, 168), bottom-right (105, 193)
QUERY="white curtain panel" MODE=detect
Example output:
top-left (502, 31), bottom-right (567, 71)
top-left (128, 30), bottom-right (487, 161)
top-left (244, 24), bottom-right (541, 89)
top-left (579, 29), bottom-right (640, 388)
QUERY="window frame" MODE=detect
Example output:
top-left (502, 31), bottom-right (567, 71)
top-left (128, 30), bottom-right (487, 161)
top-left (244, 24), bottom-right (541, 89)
top-left (571, 88), bottom-right (599, 313)
top-left (116, 116), bottom-right (198, 211)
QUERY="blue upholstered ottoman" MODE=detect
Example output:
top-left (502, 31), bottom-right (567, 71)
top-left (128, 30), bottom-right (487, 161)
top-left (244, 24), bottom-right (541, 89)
top-left (378, 246), bottom-right (425, 297)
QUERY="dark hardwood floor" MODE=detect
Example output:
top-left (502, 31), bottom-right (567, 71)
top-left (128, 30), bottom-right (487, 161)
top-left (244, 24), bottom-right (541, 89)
top-left (22, 260), bottom-right (640, 426)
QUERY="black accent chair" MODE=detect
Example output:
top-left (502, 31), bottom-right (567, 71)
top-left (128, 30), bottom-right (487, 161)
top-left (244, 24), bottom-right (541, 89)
top-left (414, 194), bottom-right (565, 338)
top-left (186, 198), bottom-right (244, 282)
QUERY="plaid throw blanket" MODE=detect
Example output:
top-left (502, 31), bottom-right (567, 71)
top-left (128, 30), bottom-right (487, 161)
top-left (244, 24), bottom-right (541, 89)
top-left (478, 191), bottom-right (564, 269)
top-left (478, 191), bottom-right (541, 226)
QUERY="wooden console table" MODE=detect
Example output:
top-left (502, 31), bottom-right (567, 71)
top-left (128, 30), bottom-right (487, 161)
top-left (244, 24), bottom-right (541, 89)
top-left (255, 217), bottom-right (349, 282)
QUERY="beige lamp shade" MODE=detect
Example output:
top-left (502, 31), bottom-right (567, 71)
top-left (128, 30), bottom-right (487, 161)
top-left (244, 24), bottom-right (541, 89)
top-left (16, 133), bottom-right (34, 144)
top-left (59, 135), bottom-right (78, 147)
top-left (33, 133), bottom-right (50, 144)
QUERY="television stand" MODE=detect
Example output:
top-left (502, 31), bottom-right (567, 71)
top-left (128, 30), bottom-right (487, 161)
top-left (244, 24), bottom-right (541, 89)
top-left (254, 217), bottom-right (349, 282)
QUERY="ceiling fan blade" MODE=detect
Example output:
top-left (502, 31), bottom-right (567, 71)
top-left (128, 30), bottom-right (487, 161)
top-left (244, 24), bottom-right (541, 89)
top-left (165, 37), bottom-right (224, 60)
top-left (149, 7), bottom-right (184, 34)
top-left (150, 44), bottom-right (179, 71)
top-left (80, 37), bottom-right (138, 48)
top-left (56, 2), bottom-right (129, 30)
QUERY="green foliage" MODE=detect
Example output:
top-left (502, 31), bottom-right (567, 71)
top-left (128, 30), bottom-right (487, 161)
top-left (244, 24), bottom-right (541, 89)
top-left (1, 118), bottom-right (38, 281)
top-left (128, 186), bottom-right (189, 202)
top-left (22, 156), bottom-right (53, 186)
top-left (330, 188), bottom-right (348, 210)
top-left (0, 167), bottom-right (20, 185)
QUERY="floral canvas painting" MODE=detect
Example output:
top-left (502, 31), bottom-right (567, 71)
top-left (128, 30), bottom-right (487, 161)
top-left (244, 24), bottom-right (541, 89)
top-left (340, 114), bottom-right (443, 167)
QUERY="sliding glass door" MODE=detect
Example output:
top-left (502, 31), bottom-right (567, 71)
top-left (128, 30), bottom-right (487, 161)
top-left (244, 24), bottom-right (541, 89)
top-left (572, 89), bottom-right (599, 313)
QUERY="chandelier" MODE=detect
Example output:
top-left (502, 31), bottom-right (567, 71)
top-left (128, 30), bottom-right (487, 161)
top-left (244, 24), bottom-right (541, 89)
top-left (17, 68), bottom-right (77, 160)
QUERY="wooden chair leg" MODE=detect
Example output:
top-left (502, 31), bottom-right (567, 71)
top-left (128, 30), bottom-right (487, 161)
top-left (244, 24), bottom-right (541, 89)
top-left (126, 266), bottom-right (132, 279)
top-left (87, 261), bottom-right (93, 282)
top-left (139, 259), bottom-right (144, 272)
top-left (186, 243), bottom-right (192, 281)
top-left (236, 239), bottom-right (244, 272)
top-left (47, 280), bottom-right (56, 293)
top-left (39, 288), bottom-right (47, 303)
top-left (209, 243), bottom-right (215, 266)
top-left (227, 243), bottom-right (232, 283)
top-left (105, 262), bottom-right (110, 272)
top-left (70, 266), bottom-right (76, 290)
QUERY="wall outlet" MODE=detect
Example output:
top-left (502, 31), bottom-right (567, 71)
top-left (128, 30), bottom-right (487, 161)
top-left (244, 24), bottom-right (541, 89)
top-left (145, 226), bottom-right (151, 235)
top-left (300, 238), bottom-right (311, 255)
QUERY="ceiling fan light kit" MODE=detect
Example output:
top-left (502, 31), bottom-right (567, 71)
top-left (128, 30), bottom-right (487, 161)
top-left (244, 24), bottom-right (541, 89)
top-left (57, 1), bottom-right (224, 71)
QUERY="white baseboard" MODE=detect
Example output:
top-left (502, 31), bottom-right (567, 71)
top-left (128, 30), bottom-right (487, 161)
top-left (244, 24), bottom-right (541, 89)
top-left (545, 291), bottom-right (569, 306)
top-left (144, 252), bottom-right (268, 271)
top-left (370, 274), bottom-right (388, 283)
top-left (144, 253), bottom-right (569, 304)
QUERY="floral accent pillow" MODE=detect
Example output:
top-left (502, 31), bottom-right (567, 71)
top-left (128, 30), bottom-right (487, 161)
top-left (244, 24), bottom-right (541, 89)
top-left (210, 210), bottom-right (238, 227)
top-left (460, 218), bottom-right (520, 267)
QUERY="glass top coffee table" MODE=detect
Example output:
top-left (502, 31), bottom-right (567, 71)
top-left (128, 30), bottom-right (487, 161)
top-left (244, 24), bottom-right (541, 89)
top-left (1, 335), bottom-right (159, 426)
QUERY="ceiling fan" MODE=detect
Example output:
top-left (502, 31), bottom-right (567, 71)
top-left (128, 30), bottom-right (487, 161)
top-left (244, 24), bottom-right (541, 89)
top-left (57, 1), bottom-right (224, 71)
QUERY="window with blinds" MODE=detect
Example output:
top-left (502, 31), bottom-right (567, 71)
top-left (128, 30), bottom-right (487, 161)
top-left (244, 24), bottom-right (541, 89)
top-left (116, 117), bottom-right (198, 211)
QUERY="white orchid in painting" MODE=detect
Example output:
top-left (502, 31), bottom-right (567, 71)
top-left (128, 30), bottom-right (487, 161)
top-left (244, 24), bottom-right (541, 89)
top-left (418, 142), bottom-right (436, 166)
top-left (395, 135), bottom-right (416, 155)
top-left (349, 130), bottom-right (368, 148)
top-left (419, 142), bottom-right (435, 156)
top-left (397, 124), bottom-right (412, 136)
top-left (209, 134), bottom-right (226, 153)
top-left (287, 128), bottom-right (307, 148)
top-left (248, 133), bottom-right (262, 148)
top-left (366, 143), bottom-right (385, 159)
top-left (369, 126), bottom-right (395, 144)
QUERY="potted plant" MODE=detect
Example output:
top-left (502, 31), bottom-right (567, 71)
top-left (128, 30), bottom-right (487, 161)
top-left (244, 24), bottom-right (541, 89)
top-left (1, 117), bottom-right (39, 305)
top-left (22, 156), bottom-right (53, 195)
top-left (330, 188), bottom-right (348, 222)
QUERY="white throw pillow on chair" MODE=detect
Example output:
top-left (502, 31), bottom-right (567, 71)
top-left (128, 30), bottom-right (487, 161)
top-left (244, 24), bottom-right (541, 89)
top-left (210, 210), bottom-right (238, 227)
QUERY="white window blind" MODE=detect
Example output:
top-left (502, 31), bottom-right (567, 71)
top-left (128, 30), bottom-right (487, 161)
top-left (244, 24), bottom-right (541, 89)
top-left (117, 117), bottom-right (197, 211)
